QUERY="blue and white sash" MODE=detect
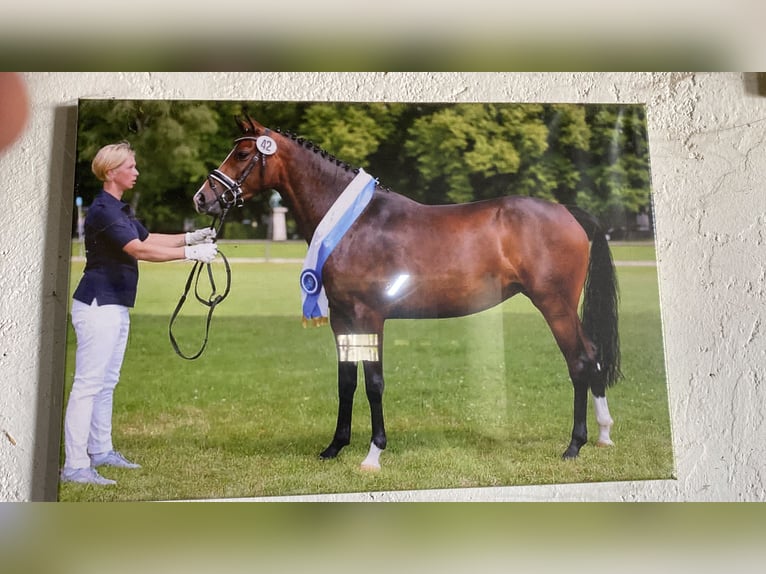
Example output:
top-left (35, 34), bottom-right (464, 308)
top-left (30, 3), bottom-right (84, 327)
top-left (300, 169), bottom-right (376, 325)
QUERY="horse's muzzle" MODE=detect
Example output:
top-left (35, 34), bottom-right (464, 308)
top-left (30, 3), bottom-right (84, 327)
top-left (193, 188), bottom-right (218, 215)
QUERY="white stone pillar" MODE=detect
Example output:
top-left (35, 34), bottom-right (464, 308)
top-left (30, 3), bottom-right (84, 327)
top-left (271, 206), bottom-right (288, 241)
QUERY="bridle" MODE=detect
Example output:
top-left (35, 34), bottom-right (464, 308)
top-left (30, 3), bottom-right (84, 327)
top-left (169, 134), bottom-right (270, 360)
top-left (206, 136), bottom-right (266, 212)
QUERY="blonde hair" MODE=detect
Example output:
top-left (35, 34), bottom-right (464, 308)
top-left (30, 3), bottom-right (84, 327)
top-left (91, 141), bottom-right (134, 182)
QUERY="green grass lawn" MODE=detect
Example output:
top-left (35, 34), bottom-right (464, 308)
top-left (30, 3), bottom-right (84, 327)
top-left (58, 249), bottom-right (673, 501)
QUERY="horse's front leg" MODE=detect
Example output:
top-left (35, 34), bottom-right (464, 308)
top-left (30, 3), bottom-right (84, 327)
top-left (360, 359), bottom-right (386, 471)
top-left (319, 361), bottom-right (357, 460)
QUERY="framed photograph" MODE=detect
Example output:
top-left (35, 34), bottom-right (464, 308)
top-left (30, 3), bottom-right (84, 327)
top-left (58, 99), bottom-right (673, 501)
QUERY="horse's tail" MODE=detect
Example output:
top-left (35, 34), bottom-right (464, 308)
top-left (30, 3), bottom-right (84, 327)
top-left (566, 206), bottom-right (622, 389)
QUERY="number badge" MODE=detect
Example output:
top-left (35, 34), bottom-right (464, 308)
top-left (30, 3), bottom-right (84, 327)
top-left (256, 135), bottom-right (277, 155)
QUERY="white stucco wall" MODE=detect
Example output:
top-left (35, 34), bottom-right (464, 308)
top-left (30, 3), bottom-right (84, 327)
top-left (0, 72), bottom-right (762, 501)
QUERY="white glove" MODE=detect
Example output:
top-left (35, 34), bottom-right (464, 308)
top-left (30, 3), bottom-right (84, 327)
top-left (184, 243), bottom-right (218, 263)
top-left (185, 227), bottom-right (217, 245)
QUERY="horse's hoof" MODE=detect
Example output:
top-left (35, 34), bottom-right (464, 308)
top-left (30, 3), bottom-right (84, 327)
top-left (596, 439), bottom-right (615, 447)
top-left (319, 450), bottom-right (337, 460)
top-left (360, 463), bottom-right (381, 472)
top-left (562, 448), bottom-right (581, 459)
top-left (319, 443), bottom-right (345, 459)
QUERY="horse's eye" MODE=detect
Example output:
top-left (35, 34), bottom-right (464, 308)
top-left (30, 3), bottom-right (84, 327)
top-left (236, 151), bottom-right (250, 161)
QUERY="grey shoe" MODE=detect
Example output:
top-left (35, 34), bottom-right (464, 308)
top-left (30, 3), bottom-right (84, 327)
top-left (61, 467), bottom-right (117, 486)
top-left (90, 450), bottom-right (141, 469)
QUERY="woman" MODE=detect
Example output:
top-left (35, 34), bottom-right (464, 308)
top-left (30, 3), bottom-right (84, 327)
top-left (61, 141), bottom-right (217, 486)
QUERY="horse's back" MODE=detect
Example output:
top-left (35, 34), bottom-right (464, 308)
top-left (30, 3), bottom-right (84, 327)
top-left (364, 192), bottom-right (580, 240)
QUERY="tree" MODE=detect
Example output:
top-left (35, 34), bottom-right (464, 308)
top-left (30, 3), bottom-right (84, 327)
top-left (402, 104), bottom-right (537, 203)
top-left (296, 102), bottom-right (404, 166)
top-left (531, 104), bottom-right (592, 205)
top-left (74, 100), bottom-right (653, 237)
top-left (575, 105), bottom-right (652, 231)
top-left (75, 100), bottom-right (245, 232)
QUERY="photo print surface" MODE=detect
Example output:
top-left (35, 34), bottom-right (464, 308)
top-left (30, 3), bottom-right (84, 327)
top-left (59, 99), bottom-right (673, 501)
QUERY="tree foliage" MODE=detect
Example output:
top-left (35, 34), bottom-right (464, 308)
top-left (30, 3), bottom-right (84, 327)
top-left (74, 100), bottom-right (653, 237)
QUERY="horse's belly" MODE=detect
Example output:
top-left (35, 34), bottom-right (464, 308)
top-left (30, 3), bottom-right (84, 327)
top-left (386, 273), bottom-right (518, 320)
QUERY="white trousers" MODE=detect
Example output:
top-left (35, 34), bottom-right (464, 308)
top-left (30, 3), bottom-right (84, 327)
top-left (63, 299), bottom-right (130, 470)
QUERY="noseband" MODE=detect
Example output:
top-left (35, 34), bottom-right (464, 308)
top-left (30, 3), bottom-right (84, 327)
top-left (206, 136), bottom-right (266, 211)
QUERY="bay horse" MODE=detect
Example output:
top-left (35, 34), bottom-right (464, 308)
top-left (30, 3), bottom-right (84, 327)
top-left (193, 115), bottom-right (621, 470)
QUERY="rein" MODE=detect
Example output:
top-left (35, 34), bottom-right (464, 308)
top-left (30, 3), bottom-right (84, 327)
top-left (168, 209), bottom-right (232, 360)
top-left (169, 132), bottom-right (272, 359)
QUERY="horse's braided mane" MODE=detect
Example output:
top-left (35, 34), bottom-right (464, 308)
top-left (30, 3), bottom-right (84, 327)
top-left (274, 128), bottom-right (354, 171)
top-left (271, 127), bottom-right (391, 192)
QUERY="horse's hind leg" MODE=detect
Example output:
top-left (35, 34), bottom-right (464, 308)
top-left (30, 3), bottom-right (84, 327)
top-left (563, 334), bottom-right (616, 455)
top-left (593, 394), bottom-right (614, 447)
top-left (563, 355), bottom-right (590, 459)
top-left (532, 293), bottom-right (599, 459)
top-left (588, 357), bottom-right (614, 447)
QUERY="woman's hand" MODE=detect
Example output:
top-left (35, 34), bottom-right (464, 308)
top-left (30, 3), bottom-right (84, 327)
top-left (185, 227), bottom-right (217, 245)
top-left (184, 243), bottom-right (218, 263)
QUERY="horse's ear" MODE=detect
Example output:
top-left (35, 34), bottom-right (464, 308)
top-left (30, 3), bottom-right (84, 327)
top-left (235, 114), bottom-right (263, 136)
top-left (246, 115), bottom-right (262, 134)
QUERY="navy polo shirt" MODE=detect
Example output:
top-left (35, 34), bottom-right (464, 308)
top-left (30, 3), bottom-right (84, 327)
top-left (73, 191), bottom-right (149, 308)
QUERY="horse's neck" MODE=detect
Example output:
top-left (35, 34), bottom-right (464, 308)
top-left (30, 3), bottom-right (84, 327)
top-left (281, 155), bottom-right (356, 241)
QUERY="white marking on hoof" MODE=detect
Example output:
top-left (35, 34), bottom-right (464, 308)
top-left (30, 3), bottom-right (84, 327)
top-left (596, 439), bottom-right (615, 447)
top-left (360, 441), bottom-right (383, 471)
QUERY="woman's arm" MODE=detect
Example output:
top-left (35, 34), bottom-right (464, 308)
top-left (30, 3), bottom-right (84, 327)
top-left (143, 232), bottom-right (186, 248)
top-left (123, 236), bottom-right (218, 263)
top-left (122, 237), bottom-right (185, 262)
top-left (145, 228), bottom-right (217, 248)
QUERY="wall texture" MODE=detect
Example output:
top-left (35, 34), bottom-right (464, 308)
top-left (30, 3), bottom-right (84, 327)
top-left (0, 72), bottom-right (762, 501)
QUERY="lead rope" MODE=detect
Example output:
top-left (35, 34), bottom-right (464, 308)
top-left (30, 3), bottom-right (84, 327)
top-left (168, 210), bottom-right (232, 360)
